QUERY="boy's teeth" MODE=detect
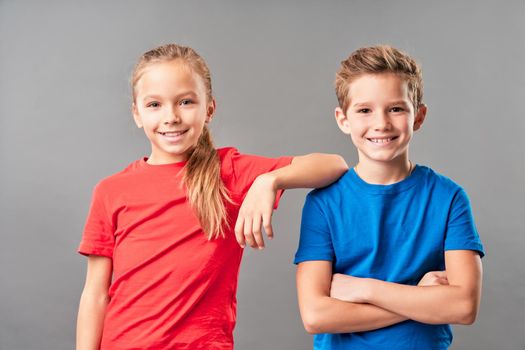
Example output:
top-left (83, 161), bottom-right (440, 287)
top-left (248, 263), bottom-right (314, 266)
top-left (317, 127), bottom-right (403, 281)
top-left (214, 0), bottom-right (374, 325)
top-left (370, 138), bottom-right (393, 143)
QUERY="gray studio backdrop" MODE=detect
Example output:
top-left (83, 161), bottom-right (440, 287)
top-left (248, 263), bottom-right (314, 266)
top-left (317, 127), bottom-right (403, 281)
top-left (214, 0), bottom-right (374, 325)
top-left (1, 1), bottom-right (523, 349)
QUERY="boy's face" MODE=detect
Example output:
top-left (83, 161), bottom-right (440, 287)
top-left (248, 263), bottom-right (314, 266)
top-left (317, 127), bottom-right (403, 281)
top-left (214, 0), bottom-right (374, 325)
top-left (335, 73), bottom-right (426, 166)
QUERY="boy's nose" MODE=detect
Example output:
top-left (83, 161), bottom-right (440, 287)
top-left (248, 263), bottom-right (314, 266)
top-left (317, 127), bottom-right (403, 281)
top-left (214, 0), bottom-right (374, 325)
top-left (373, 112), bottom-right (392, 130)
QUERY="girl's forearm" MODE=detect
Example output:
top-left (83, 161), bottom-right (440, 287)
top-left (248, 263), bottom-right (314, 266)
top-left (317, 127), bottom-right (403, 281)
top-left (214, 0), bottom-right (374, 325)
top-left (364, 279), bottom-right (478, 325)
top-left (76, 291), bottom-right (109, 350)
top-left (266, 153), bottom-right (348, 190)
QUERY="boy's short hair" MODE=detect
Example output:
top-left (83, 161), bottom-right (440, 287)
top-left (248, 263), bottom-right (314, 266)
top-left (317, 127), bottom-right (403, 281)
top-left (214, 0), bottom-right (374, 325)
top-left (335, 45), bottom-right (423, 113)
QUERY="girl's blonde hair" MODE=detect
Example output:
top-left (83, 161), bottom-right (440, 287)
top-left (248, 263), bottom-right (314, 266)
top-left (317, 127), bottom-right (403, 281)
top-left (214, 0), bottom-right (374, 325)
top-left (335, 45), bottom-right (423, 114)
top-left (131, 44), bottom-right (231, 239)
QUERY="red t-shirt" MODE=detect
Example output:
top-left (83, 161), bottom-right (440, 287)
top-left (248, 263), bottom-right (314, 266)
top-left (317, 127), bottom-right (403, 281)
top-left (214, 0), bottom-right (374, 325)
top-left (78, 147), bottom-right (292, 350)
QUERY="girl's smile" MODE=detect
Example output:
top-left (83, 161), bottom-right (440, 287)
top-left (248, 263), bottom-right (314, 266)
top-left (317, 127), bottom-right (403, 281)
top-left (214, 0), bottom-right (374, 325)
top-left (132, 60), bottom-right (214, 165)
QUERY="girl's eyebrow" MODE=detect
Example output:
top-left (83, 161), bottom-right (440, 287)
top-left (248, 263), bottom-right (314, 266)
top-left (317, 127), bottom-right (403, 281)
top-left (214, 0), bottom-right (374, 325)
top-left (142, 91), bottom-right (198, 101)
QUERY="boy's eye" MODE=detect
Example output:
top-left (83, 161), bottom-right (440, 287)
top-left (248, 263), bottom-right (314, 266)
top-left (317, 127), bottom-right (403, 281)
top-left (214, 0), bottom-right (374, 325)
top-left (390, 107), bottom-right (404, 112)
top-left (180, 99), bottom-right (193, 105)
top-left (147, 102), bottom-right (160, 108)
top-left (357, 108), bottom-right (371, 114)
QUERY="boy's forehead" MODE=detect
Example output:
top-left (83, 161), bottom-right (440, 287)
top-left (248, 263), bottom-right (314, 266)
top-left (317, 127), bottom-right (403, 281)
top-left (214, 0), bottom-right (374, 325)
top-left (347, 73), bottom-right (411, 105)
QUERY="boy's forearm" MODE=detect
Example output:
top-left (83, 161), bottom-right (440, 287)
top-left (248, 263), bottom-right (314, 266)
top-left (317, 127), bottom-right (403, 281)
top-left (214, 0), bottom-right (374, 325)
top-left (364, 279), bottom-right (478, 325)
top-left (302, 295), bottom-right (407, 334)
top-left (267, 154), bottom-right (348, 190)
top-left (76, 291), bottom-right (109, 350)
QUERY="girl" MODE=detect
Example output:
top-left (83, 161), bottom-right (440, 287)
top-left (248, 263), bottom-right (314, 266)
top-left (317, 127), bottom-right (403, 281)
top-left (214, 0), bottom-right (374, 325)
top-left (76, 44), bottom-right (347, 350)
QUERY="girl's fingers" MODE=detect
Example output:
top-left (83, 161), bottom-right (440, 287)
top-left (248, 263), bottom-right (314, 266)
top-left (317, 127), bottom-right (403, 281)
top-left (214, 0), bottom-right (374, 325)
top-left (243, 217), bottom-right (256, 248)
top-left (234, 216), bottom-right (245, 247)
top-left (262, 212), bottom-right (273, 240)
top-left (252, 215), bottom-right (264, 249)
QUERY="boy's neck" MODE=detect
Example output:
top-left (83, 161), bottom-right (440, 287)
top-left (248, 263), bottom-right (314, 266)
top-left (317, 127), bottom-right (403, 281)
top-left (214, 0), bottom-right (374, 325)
top-left (354, 156), bottom-right (414, 185)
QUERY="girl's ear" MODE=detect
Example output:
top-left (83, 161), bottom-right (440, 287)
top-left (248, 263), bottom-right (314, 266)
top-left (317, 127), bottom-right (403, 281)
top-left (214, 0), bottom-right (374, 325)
top-left (132, 103), bottom-right (143, 128)
top-left (205, 98), bottom-right (216, 123)
top-left (413, 103), bottom-right (427, 131)
top-left (335, 107), bottom-right (352, 135)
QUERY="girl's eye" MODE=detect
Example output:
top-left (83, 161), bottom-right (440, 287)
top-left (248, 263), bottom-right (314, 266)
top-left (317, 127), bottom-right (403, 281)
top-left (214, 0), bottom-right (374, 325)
top-left (180, 99), bottom-right (193, 106)
top-left (390, 107), bottom-right (404, 113)
top-left (147, 102), bottom-right (160, 108)
top-left (357, 108), bottom-right (371, 114)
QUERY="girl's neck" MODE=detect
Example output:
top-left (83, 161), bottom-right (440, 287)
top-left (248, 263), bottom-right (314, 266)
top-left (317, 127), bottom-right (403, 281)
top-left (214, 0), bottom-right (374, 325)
top-left (354, 156), bottom-right (414, 185)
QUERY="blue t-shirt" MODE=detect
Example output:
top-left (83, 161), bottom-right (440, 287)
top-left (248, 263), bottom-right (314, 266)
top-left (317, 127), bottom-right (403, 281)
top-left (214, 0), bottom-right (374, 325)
top-left (294, 165), bottom-right (484, 350)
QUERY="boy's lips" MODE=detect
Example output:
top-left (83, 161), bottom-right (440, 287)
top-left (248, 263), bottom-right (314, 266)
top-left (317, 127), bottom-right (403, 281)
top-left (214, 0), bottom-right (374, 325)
top-left (366, 136), bottom-right (398, 144)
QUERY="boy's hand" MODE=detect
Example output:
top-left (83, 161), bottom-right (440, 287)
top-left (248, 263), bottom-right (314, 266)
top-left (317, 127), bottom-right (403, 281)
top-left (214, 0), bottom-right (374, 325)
top-left (234, 173), bottom-right (277, 249)
top-left (417, 271), bottom-right (449, 287)
top-left (330, 273), bottom-right (371, 303)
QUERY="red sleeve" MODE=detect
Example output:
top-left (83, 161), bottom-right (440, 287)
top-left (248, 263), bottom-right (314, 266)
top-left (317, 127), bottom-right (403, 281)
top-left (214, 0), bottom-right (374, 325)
top-left (219, 147), bottom-right (294, 209)
top-left (78, 182), bottom-right (115, 258)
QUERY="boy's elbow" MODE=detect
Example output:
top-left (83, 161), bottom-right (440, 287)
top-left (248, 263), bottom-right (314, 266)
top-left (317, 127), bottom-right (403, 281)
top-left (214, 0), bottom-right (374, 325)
top-left (300, 301), bottom-right (332, 334)
top-left (458, 302), bottom-right (479, 325)
top-left (301, 310), bottom-right (324, 334)
top-left (454, 297), bottom-right (480, 325)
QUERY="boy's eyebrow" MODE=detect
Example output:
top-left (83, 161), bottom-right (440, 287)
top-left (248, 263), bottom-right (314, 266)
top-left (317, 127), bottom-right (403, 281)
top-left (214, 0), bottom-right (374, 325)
top-left (142, 91), bottom-right (198, 101)
top-left (351, 100), bottom-right (410, 108)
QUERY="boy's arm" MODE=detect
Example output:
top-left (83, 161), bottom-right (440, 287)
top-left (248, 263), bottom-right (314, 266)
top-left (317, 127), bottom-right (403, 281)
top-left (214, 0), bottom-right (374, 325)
top-left (235, 154), bottom-right (348, 248)
top-left (332, 250), bottom-right (482, 325)
top-left (296, 260), bottom-right (408, 334)
top-left (76, 255), bottom-right (112, 350)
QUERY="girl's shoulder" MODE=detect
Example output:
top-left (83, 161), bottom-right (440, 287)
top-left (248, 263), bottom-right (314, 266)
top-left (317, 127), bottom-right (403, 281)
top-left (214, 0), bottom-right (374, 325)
top-left (91, 158), bottom-right (145, 194)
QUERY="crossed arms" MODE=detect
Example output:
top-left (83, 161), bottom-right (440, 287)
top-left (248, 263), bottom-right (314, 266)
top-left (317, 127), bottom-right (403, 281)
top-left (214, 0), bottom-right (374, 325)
top-left (296, 250), bottom-right (482, 334)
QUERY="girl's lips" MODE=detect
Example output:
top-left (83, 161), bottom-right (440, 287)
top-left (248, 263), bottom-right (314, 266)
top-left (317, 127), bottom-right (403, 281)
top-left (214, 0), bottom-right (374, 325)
top-left (157, 129), bottom-right (189, 142)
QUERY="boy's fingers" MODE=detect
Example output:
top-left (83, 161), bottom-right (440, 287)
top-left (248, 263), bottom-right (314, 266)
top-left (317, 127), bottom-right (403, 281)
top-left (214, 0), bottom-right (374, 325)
top-left (262, 213), bottom-right (274, 239)
top-left (252, 215), bottom-right (264, 249)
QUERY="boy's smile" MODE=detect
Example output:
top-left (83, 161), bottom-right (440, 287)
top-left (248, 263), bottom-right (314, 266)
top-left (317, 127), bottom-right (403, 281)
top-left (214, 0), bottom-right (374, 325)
top-left (335, 73), bottom-right (426, 173)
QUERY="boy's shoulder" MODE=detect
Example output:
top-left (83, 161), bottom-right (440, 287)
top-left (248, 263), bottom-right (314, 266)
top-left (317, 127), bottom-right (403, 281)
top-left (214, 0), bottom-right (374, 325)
top-left (419, 165), bottom-right (466, 194)
top-left (306, 165), bottom-right (466, 202)
top-left (305, 169), bottom-right (353, 202)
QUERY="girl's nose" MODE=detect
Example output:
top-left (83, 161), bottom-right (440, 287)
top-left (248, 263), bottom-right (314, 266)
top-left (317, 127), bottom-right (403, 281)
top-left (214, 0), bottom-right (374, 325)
top-left (164, 109), bottom-right (181, 124)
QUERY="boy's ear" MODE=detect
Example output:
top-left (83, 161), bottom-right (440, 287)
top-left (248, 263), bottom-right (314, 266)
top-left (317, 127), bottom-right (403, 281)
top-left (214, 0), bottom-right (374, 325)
top-left (335, 107), bottom-right (352, 135)
top-left (205, 98), bottom-right (216, 123)
top-left (413, 103), bottom-right (427, 131)
top-left (132, 103), bottom-right (143, 128)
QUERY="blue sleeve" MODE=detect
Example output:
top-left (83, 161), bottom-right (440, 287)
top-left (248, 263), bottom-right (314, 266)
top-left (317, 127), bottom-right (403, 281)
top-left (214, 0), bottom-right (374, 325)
top-left (294, 192), bottom-right (334, 264)
top-left (444, 188), bottom-right (485, 258)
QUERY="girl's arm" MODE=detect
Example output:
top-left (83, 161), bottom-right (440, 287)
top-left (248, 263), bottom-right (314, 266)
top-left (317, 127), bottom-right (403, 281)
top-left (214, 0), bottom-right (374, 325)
top-left (76, 255), bottom-right (112, 350)
top-left (235, 153), bottom-right (347, 248)
top-left (331, 250), bottom-right (482, 325)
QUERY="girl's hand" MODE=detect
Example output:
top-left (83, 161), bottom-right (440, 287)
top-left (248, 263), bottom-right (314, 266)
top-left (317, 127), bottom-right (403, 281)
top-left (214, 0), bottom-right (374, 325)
top-left (417, 271), bottom-right (449, 287)
top-left (330, 273), bottom-right (371, 304)
top-left (235, 173), bottom-right (277, 249)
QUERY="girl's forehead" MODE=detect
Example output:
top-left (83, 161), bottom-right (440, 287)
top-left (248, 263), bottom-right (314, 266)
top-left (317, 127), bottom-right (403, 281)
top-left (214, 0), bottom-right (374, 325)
top-left (135, 61), bottom-right (206, 96)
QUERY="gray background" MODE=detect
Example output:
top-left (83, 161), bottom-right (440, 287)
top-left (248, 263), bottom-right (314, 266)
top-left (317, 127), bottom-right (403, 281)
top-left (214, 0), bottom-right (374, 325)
top-left (1, 0), bottom-right (523, 349)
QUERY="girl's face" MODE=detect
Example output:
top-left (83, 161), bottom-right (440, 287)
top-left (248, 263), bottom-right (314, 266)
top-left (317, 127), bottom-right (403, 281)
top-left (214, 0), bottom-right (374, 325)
top-left (132, 60), bottom-right (215, 164)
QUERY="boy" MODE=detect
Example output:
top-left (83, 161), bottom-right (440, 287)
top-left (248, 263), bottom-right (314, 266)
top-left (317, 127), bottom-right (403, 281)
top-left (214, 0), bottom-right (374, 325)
top-left (294, 45), bottom-right (484, 350)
